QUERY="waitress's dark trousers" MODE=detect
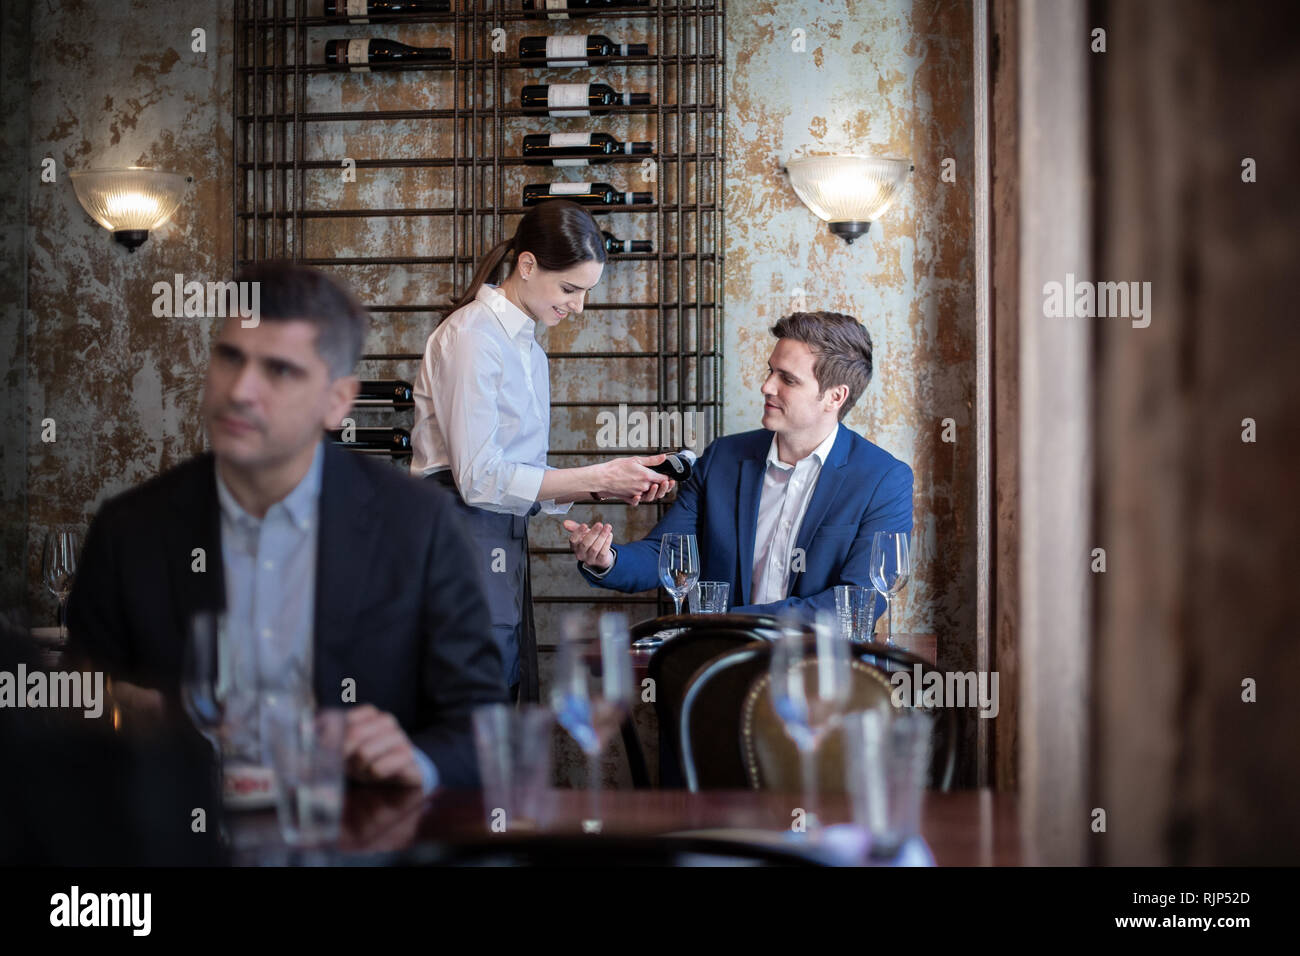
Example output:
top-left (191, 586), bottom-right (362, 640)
top-left (428, 470), bottom-right (538, 703)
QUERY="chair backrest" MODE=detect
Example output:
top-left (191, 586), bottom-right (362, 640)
top-left (678, 640), bottom-right (959, 793)
top-left (741, 659), bottom-right (895, 793)
top-left (679, 646), bottom-right (771, 791)
top-left (630, 613), bottom-right (783, 640)
top-left (646, 627), bottom-right (768, 786)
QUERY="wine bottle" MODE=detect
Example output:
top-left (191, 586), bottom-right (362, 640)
top-left (325, 39), bottom-right (451, 72)
top-left (327, 426), bottom-right (412, 454)
top-left (518, 34), bottom-right (649, 67)
top-left (522, 182), bottom-right (653, 207)
top-left (520, 82), bottom-right (650, 117)
top-left (522, 133), bottom-right (653, 166)
top-left (355, 380), bottom-right (415, 407)
top-left (649, 449), bottom-right (696, 481)
top-left (324, 0), bottom-right (450, 23)
top-left (601, 230), bottom-right (653, 253)
top-left (522, 0), bottom-right (652, 12)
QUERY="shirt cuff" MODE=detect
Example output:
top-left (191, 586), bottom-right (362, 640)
top-left (504, 462), bottom-right (547, 515)
top-left (540, 498), bottom-right (573, 515)
top-left (412, 747), bottom-right (440, 794)
top-left (583, 546), bottom-right (617, 578)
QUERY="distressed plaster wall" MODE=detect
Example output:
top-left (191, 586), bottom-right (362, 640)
top-left (22, 0), bottom-right (233, 626)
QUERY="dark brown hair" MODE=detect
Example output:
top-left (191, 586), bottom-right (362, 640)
top-left (447, 201), bottom-right (606, 314)
top-left (233, 260), bottom-right (369, 379)
top-left (770, 311), bottom-right (874, 420)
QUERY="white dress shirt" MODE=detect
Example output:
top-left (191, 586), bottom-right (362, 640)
top-left (410, 284), bottom-right (569, 517)
top-left (749, 424), bottom-right (841, 605)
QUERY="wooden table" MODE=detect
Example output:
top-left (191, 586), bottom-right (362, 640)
top-left (230, 786), bottom-right (1018, 866)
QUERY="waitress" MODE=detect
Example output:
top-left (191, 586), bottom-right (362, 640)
top-left (410, 201), bottom-right (673, 702)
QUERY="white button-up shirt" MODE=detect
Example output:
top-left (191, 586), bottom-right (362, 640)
top-left (750, 424), bottom-right (840, 605)
top-left (410, 284), bottom-right (569, 517)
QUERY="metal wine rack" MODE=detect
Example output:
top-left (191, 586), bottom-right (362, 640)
top-left (233, 0), bottom-right (725, 620)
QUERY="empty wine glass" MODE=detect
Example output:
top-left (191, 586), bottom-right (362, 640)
top-left (550, 612), bottom-right (634, 833)
top-left (42, 527), bottom-right (78, 638)
top-left (182, 611), bottom-right (233, 817)
top-left (634, 533), bottom-right (698, 649)
top-left (657, 533), bottom-right (699, 615)
top-left (768, 610), bottom-right (852, 833)
top-left (869, 532), bottom-right (911, 646)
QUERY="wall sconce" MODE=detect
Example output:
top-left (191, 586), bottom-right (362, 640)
top-left (783, 155), bottom-right (912, 245)
top-left (70, 167), bottom-right (188, 252)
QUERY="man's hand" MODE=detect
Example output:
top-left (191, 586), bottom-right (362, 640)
top-left (562, 519), bottom-right (615, 571)
top-left (343, 704), bottom-right (424, 788)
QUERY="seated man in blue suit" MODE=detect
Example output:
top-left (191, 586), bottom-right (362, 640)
top-left (563, 310), bottom-right (913, 620)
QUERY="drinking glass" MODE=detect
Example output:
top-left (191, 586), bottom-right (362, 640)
top-left (692, 581), bottom-right (730, 614)
top-left (42, 527), bottom-right (78, 638)
top-left (657, 533), bottom-right (699, 616)
top-left (834, 585), bottom-right (877, 643)
top-left (261, 698), bottom-right (346, 849)
top-left (550, 612), bottom-right (634, 833)
top-left (473, 703), bottom-right (555, 832)
top-left (868, 532), bottom-right (911, 646)
top-left (767, 611), bottom-right (852, 833)
top-left (844, 708), bottom-right (934, 860)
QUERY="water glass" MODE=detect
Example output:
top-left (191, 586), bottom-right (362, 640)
top-left (261, 698), bottom-right (346, 849)
top-left (834, 585), bottom-right (877, 643)
top-left (473, 703), bottom-right (555, 833)
top-left (689, 581), bottom-right (730, 614)
top-left (844, 708), bottom-right (934, 860)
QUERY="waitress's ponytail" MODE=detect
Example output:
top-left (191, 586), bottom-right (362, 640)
top-left (446, 236), bottom-right (515, 314)
top-left (444, 201), bottom-right (605, 316)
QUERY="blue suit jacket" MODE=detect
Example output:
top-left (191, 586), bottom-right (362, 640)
top-left (578, 425), bottom-right (914, 618)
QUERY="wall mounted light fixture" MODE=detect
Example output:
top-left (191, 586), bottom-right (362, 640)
top-left (70, 167), bottom-right (188, 252)
top-left (784, 155), bottom-right (912, 245)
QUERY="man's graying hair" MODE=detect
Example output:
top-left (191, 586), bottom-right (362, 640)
top-left (770, 311), bottom-right (874, 421)
top-left (234, 261), bottom-right (369, 378)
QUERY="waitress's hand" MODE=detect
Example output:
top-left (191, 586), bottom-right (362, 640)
top-left (596, 454), bottom-right (675, 506)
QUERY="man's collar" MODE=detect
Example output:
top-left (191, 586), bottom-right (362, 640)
top-left (214, 440), bottom-right (324, 531)
top-left (767, 423), bottom-right (840, 471)
top-left (476, 283), bottom-right (535, 342)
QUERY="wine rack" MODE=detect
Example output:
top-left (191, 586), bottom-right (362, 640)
top-left (234, 0), bottom-right (725, 622)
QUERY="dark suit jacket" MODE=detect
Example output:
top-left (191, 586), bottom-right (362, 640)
top-left (66, 440), bottom-right (507, 788)
top-left (578, 425), bottom-right (914, 619)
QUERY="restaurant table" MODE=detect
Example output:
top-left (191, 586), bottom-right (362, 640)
top-left (227, 786), bottom-right (1018, 866)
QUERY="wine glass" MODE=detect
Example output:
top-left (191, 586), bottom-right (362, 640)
top-left (768, 611), bottom-right (852, 834)
top-left (42, 527), bottom-right (78, 638)
top-left (657, 533), bottom-right (699, 616)
top-left (182, 611), bottom-right (233, 809)
top-left (550, 612), bottom-right (634, 833)
top-left (869, 532), bottom-right (911, 646)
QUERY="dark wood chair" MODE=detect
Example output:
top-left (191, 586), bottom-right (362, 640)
top-left (679, 640), bottom-right (959, 793)
top-left (626, 613), bottom-right (783, 788)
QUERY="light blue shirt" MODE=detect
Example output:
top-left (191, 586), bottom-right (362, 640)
top-left (215, 441), bottom-right (438, 793)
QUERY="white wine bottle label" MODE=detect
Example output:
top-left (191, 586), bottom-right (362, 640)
top-left (548, 183), bottom-right (592, 195)
top-left (548, 133), bottom-right (593, 147)
top-left (546, 35), bottom-right (588, 67)
top-left (348, 39), bottom-right (370, 73)
top-left (545, 0), bottom-right (569, 21)
top-left (547, 84), bottom-right (590, 117)
top-left (347, 0), bottom-right (369, 24)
